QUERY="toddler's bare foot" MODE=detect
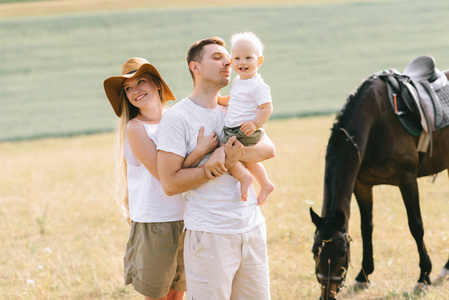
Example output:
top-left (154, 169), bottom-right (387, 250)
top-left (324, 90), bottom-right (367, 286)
top-left (257, 182), bottom-right (274, 205)
top-left (240, 174), bottom-right (254, 201)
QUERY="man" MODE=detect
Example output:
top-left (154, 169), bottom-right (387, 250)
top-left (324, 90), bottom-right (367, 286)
top-left (157, 36), bottom-right (275, 299)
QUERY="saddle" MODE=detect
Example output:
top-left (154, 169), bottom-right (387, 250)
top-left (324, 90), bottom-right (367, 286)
top-left (376, 55), bottom-right (449, 157)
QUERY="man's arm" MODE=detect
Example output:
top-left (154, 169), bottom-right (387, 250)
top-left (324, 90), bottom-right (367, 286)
top-left (158, 137), bottom-right (245, 194)
top-left (203, 134), bottom-right (273, 177)
top-left (158, 150), bottom-right (209, 196)
top-left (241, 134), bottom-right (275, 164)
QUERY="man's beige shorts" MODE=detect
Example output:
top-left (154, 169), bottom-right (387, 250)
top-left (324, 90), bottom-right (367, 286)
top-left (124, 220), bottom-right (186, 298)
top-left (184, 223), bottom-right (270, 299)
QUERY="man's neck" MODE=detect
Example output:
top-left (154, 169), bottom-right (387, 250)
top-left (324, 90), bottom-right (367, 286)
top-left (189, 87), bottom-right (219, 109)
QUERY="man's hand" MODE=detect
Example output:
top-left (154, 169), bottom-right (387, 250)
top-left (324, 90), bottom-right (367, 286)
top-left (224, 136), bottom-right (245, 169)
top-left (204, 147), bottom-right (227, 179)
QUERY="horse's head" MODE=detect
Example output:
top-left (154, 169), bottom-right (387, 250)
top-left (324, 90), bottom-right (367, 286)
top-left (310, 208), bottom-right (351, 300)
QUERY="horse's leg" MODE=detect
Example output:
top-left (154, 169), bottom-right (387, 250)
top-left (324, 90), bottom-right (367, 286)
top-left (399, 175), bottom-right (432, 285)
top-left (441, 171), bottom-right (449, 279)
top-left (353, 182), bottom-right (374, 287)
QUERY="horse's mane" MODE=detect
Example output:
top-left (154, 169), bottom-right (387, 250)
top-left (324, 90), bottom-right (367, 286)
top-left (323, 75), bottom-right (380, 215)
top-left (333, 75), bottom-right (379, 133)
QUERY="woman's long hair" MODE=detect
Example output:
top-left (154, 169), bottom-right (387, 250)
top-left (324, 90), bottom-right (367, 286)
top-left (115, 73), bottom-right (166, 224)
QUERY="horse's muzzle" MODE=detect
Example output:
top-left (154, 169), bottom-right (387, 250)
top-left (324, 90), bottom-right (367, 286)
top-left (318, 276), bottom-right (340, 300)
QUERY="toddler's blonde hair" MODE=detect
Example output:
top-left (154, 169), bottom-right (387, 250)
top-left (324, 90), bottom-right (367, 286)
top-left (230, 31), bottom-right (264, 57)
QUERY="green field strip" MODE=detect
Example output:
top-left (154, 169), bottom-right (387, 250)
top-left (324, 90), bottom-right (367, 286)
top-left (1, 0), bottom-right (449, 141)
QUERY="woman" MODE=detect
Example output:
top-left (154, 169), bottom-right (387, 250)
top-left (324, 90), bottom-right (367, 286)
top-left (104, 57), bottom-right (217, 300)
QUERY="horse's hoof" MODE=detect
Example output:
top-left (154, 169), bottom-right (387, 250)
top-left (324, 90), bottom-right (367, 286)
top-left (353, 280), bottom-right (370, 291)
top-left (440, 267), bottom-right (449, 278)
top-left (414, 282), bottom-right (430, 291)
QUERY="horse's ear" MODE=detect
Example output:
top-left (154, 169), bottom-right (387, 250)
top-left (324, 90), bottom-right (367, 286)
top-left (335, 209), bottom-right (346, 229)
top-left (310, 208), bottom-right (323, 228)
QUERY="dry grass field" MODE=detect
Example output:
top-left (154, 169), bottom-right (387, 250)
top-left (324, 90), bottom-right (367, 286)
top-left (1, 116), bottom-right (448, 299)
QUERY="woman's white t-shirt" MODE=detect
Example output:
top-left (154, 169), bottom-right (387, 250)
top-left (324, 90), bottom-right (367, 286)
top-left (125, 122), bottom-right (186, 223)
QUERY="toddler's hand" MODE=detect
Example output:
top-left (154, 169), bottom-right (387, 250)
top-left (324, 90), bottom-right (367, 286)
top-left (240, 121), bottom-right (257, 136)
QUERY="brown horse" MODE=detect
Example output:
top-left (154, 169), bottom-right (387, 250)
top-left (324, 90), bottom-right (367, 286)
top-left (310, 62), bottom-right (449, 299)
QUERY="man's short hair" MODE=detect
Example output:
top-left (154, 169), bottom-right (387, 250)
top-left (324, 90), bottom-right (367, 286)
top-left (187, 36), bottom-right (226, 80)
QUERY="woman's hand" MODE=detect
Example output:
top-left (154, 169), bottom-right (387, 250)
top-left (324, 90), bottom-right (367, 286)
top-left (196, 126), bottom-right (218, 155)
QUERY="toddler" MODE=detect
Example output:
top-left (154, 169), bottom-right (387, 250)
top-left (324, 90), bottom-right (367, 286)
top-left (219, 31), bottom-right (274, 204)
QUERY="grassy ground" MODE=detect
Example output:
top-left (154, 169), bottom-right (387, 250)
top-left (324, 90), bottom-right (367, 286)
top-left (1, 117), bottom-right (448, 299)
top-left (1, 0), bottom-right (449, 141)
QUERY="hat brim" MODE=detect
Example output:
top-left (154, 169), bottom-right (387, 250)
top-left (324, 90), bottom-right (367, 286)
top-left (104, 63), bottom-right (176, 117)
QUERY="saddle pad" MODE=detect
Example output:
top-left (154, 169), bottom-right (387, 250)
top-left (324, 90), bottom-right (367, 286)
top-left (434, 83), bottom-right (449, 130)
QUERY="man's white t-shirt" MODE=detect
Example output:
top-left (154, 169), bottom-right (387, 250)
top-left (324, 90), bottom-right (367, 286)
top-left (157, 97), bottom-right (265, 234)
top-left (225, 73), bottom-right (272, 128)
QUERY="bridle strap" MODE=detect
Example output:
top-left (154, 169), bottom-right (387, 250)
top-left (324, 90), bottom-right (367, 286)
top-left (315, 233), bottom-right (352, 289)
top-left (317, 273), bottom-right (346, 283)
top-left (321, 232), bottom-right (351, 245)
top-left (339, 127), bottom-right (361, 164)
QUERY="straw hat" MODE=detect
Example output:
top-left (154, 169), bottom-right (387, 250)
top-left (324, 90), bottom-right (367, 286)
top-left (104, 57), bottom-right (176, 117)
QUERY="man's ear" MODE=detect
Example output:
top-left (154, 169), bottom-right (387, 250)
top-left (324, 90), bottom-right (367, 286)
top-left (189, 61), bottom-right (200, 74)
top-left (257, 56), bottom-right (264, 67)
